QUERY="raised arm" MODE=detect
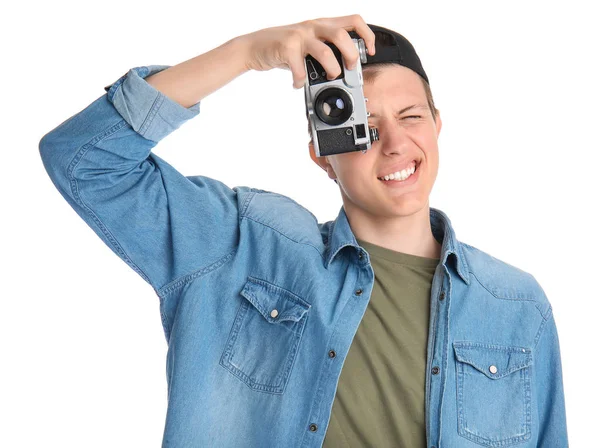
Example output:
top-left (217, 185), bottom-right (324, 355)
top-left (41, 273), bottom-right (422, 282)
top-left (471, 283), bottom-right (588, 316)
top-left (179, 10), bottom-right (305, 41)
top-left (39, 37), bottom-right (251, 295)
top-left (38, 15), bottom-right (377, 338)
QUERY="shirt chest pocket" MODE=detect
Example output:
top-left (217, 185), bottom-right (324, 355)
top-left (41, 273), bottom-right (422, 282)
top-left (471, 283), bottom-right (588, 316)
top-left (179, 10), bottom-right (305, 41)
top-left (220, 276), bottom-right (311, 394)
top-left (453, 341), bottom-right (533, 447)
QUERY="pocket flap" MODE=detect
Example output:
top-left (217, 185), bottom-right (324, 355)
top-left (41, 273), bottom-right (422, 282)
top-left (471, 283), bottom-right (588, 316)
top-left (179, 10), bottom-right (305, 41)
top-left (240, 276), bottom-right (311, 323)
top-left (453, 341), bottom-right (532, 379)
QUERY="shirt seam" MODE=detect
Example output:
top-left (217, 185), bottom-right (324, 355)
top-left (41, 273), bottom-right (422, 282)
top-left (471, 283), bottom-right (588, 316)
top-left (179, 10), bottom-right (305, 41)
top-left (241, 215), bottom-right (326, 263)
top-left (67, 118), bottom-right (154, 288)
top-left (139, 91), bottom-right (164, 138)
top-left (469, 270), bottom-right (547, 318)
top-left (533, 305), bottom-right (553, 349)
top-left (156, 190), bottom-right (252, 298)
top-left (157, 249), bottom-right (237, 299)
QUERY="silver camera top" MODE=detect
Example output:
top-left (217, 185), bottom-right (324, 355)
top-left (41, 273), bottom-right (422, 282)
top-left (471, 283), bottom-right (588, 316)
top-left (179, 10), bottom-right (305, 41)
top-left (304, 38), bottom-right (379, 157)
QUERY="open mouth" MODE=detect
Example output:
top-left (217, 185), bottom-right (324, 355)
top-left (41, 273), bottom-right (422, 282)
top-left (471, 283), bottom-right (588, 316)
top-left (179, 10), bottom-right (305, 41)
top-left (377, 160), bottom-right (420, 183)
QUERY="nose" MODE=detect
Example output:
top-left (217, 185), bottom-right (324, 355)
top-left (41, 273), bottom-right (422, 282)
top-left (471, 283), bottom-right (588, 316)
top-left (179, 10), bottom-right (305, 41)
top-left (376, 121), bottom-right (410, 156)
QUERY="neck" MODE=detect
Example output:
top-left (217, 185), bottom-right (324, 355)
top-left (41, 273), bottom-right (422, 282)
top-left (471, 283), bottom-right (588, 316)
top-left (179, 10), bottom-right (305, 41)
top-left (344, 200), bottom-right (442, 259)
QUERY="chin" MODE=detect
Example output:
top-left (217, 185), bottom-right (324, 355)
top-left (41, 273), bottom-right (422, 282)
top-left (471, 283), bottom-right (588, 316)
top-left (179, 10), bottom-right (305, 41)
top-left (379, 198), bottom-right (428, 218)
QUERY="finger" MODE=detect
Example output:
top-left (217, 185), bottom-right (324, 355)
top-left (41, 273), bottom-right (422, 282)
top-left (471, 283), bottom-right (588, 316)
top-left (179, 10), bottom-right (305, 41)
top-left (351, 15), bottom-right (377, 55)
top-left (330, 14), bottom-right (377, 55)
top-left (315, 25), bottom-right (360, 70)
top-left (304, 39), bottom-right (343, 80)
top-left (287, 52), bottom-right (307, 89)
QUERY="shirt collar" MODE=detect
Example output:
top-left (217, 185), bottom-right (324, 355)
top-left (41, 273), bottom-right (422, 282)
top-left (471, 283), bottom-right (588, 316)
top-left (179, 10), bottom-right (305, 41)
top-left (324, 205), bottom-right (471, 285)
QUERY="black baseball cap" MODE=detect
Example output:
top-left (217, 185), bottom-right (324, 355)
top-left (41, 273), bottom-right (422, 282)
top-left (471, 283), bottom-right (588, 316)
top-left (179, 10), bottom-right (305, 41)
top-left (348, 24), bottom-right (429, 85)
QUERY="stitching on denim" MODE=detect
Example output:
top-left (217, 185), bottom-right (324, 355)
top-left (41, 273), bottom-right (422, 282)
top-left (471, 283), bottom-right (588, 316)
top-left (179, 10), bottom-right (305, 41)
top-left (470, 270), bottom-right (537, 302)
top-left (469, 270), bottom-right (546, 317)
top-left (455, 341), bottom-right (533, 445)
top-left (156, 189), bottom-right (251, 329)
top-left (219, 294), bottom-right (308, 395)
top-left (438, 270), bottom-right (453, 432)
top-left (240, 190), bottom-right (256, 216)
top-left (533, 307), bottom-right (553, 348)
top-left (542, 303), bottom-right (553, 321)
top-left (239, 189), bottom-right (319, 223)
top-left (157, 249), bottom-right (236, 298)
top-left (241, 215), bottom-right (326, 262)
top-left (523, 365), bottom-right (532, 433)
top-left (456, 241), bottom-right (471, 282)
top-left (158, 187), bottom-right (249, 297)
top-left (454, 341), bottom-right (532, 352)
top-left (239, 190), bottom-right (325, 261)
top-left (458, 358), bottom-right (531, 377)
top-left (66, 119), bottom-right (153, 286)
top-left (327, 218), bottom-right (334, 262)
top-left (457, 360), bottom-right (532, 445)
top-left (462, 244), bottom-right (547, 316)
top-left (140, 92), bottom-right (164, 138)
top-left (106, 74), bottom-right (126, 103)
top-left (245, 276), bottom-right (311, 307)
top-left (255, 191), bottom-right (319, 223)
top-left (241, 277), bottom-right (310, 326)
top-left (454, 343), bottom-right (532, 380)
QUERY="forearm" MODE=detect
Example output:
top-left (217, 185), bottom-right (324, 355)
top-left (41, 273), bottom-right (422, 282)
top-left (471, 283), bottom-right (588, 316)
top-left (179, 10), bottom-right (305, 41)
top-left (145, 36), bottom-right (250, 108)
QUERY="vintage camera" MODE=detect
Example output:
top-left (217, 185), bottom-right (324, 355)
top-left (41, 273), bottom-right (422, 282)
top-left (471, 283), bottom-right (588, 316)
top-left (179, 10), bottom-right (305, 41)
top-left (304, 37), bottom-right (379, 157)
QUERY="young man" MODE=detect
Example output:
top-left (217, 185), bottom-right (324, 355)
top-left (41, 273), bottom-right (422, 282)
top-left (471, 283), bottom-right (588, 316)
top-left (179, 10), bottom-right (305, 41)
top-left (39, 15), bottom-right (567, 448)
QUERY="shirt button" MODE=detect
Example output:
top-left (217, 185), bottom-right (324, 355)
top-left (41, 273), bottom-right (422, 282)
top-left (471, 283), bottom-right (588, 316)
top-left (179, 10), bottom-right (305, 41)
top-left (358, 251), bottom-right (364, 260)
top-left (328, 350), bottom-right (336, 358)
top-left (489, 365), bottom-right (498, 374)
top-left (439, 291), bottom-right (445, 301)
top-left (309, 423), bottom-right (318, 432)
top-left (432, 366), bottom-right (440, 375)
top-left (270, 309), bottom-right (279, 318)
top-left (355, 289), bottom-right (363, 296)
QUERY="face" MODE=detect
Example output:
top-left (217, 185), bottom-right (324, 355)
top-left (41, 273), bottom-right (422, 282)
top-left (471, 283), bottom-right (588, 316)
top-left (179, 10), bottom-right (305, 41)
top-left (309, 64), bottom-right (442, 221)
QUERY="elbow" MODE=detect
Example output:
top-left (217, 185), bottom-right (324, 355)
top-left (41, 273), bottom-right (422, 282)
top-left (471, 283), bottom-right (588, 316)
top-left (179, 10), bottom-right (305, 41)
top-left (38, 130), bottom-right (76, 198)
top-left (39, 132), bottom-right (57, 176)
top-left (39, 132), bottom-right (62, 180)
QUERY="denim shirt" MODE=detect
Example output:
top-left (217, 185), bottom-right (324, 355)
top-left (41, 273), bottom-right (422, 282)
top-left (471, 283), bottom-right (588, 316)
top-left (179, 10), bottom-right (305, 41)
top-left (39, 65), bottom-right (568, 447)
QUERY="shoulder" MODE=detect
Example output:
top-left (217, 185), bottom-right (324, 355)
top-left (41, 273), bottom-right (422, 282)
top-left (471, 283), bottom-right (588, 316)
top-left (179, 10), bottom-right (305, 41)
top-left (459, 241), bottom-right (551, 318)
top-left (235, 186), bottom-right (326, 249)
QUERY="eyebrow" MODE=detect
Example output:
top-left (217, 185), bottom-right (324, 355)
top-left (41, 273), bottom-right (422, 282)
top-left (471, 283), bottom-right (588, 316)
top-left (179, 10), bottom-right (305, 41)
top-left (368, 103), bottom-right (429, 119)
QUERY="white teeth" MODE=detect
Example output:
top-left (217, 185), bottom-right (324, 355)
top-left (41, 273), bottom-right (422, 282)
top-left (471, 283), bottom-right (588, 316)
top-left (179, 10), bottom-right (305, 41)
top-left (380, 164), bottom-right (416, 182)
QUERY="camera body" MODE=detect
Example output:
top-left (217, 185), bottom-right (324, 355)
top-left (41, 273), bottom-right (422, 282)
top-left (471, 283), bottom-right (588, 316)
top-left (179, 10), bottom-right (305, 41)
top-left (304, 37), bottom-right (379, 157)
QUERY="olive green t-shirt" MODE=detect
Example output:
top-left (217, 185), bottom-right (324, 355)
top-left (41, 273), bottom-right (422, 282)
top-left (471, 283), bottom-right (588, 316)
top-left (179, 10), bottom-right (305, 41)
top-left (322, 238), bottom-right (439, 448)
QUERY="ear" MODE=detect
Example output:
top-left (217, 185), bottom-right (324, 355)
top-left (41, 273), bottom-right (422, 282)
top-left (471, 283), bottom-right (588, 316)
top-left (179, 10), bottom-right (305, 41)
top-left (308, 142), bottom-right (337, 182)
top-left (435, 109), bottom-right (442, 137)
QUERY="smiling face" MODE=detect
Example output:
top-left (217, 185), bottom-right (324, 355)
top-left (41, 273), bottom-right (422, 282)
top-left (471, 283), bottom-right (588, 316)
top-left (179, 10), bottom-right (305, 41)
top-left (309, 64), bottom-right (442, 221)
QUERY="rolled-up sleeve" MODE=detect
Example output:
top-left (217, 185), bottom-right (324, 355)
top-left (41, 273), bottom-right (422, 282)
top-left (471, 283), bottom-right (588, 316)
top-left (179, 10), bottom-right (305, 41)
top-left (103, 65), bottom-right (200, 142)
top-left (39, 65), bottom-right (242, 308)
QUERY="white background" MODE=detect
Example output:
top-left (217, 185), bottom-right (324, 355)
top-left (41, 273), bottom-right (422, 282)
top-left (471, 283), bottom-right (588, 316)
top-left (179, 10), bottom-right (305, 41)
top-left (2, 0), bottom-right (598, 446)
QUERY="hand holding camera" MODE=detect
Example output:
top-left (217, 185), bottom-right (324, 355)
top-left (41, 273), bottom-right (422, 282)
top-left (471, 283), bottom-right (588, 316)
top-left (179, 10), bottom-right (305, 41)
top-left (241, 15), bottom-right (379, 156)
top-left (241, 14), bottom-right (376, 90)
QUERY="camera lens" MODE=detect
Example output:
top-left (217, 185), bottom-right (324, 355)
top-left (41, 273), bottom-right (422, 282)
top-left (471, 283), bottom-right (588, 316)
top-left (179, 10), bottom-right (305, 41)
top-left (315, 88), bottom-right (353, 126)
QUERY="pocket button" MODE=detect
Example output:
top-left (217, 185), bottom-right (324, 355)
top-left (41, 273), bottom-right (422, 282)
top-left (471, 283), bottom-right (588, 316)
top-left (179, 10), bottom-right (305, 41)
top-left (220, 277), bottom-right (311, 394)
top-left (489, 365), bottom-right (498, 374)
